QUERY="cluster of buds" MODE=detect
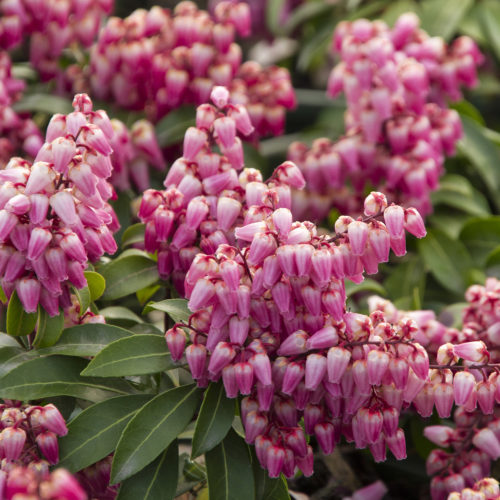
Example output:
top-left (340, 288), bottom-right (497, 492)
top-left (138, 86), bottom-right (294, 295)
top-left (0, 93), bottom-right (118, 315)
top-left (108, 119), bottom-right (165, 192)
top-left (165, 180), bottom-right (427, 477)
top-left (0, 51), bottom-right (43, 167)
top-left (0, 401), bottom-right (67, 466)
top-left (59, 2), bottom-right (294, 137)
top-left (290, 13), bottom-right (482, 221)
top-left (76, 456), bottom-right (117, 500)
top-left (447, 478), bottom-right (500, 500)
top-left (425, 408), bottom-right (500, 500)
top-left (2, 465), bottom-right (86, 500)
top-left (0, 0), bottom-right (113, 81)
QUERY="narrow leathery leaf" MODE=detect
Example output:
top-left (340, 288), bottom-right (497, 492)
top-left (81, 334), bottom-right (175, 377)
top-left (100, 255), bottom-right (159, 300)
top-left (111, 384), bottom-right (200, 484)
top-left (0, 356), bottom-right (133, 402)
top-left (117, 441), bottom-right (179, 500)
top-left (192, 381), bottom-right (235, 458)
top-left (35, 323), bottom-right (133, 357)
top-left (205, 429), bottom-right (254, 500)
top-left (100, 307), bottom-right (144, 325)
top-left (59, 394), bottom-right (152, 472)
top-left (143, 299), bottom-right (190, 323)
top-left (121, 223), bottom-right (146, 248)
top-left (252, 450), bottom-right (290, 500)
top-left (33, 307), bottom-right (64, 348)
top-left (6, 291), bottom-right (37, 337)
top-left (72, 285), bottom-right (91, 317)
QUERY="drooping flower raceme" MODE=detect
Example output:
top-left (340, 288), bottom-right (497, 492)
top-left (0, 0), bottom-right (113, 81)
top-left (139, 86), bottom-right (300, 295)
top-left (59, 2), bottom-right (295, 137)
top-left (165, 179), bottom-right (427, 478)
top-left (0, 93), bottom-right (118, 315)
top-left (290, 13), bottom-right (483, 221)
top-left (0, 51), bottom-right (43, 167)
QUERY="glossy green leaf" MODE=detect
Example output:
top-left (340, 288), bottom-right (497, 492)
top-left (81, 334), bottom-right (174, 377)
top-left (143, 299), bottom-right (190, 323)
top-left (100, 255), bottom-right (159, 300)
top-left (420, 0), bottom-right (473, 40)
top-left (381, 0), bottom-right (419, 25)
top-left (458, 116), bottom-right (500, 200)
top-left (6, 291), bottom-right (37, 337)
top-left (59, 394), bottom-right (152, 472)
top-left (99, 307), bottom-right (144, 325)
top-left (0, 346), bottom-right (36, 377)
top-left (418, 229), bottom-right (471, 294)
top-left (156, 106), bottom-right (196, 147)
top-left (35, 323), bottom-right (132, 357)
top-left (136, 284), bottom-right (161, 305)
top-left (479, 0), bottom-right (500, 61)
top-left (384, 256), bottom-right (425, 307)
top-left (121, 223), bottom-right (146, 248)
top-left (13, 93), bottom-right (73, 114)
top-left (111, 384), bottom-right (200, 483)
top-left (84, 271), bottom-right (106, 302)
top-left (450, 101), bottom-right (485, 126)
top-left (460, 216), bottom-right (500, 266)
top-left (33, 307), bottom-right (64, 348)
top-left (117, 441), bottom-right (178, 500)
top-left (206, 429), bottom-right (254, 500)
top-left (345, 279), bottom-right (386, 299)
top-left (430, 174), bottom-right (490, 217)
top-left (0, 356), bottom-right (132, 401)
top-left (192, 381), bottom-right (235, 458)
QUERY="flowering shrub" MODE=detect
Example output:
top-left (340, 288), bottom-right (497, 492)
top-left (0, 1), bottom-right (498, 500)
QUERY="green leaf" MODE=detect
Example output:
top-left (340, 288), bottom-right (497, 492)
top-left (81, 334), bottom-right (175, 377)
top-left (192, 381), bottom-right (235, 458)
top-left (252, 450), bottom-right (290, 500)
top-left (486, 246), bottom-right (500, 269)
top-left (156, 106), bottom-right (196, 147)
top-left (100, 255), bottom-right (159, 300)
top-left (136, 284), bottom-right (161, 305)
top-left (282, 2), bottom-right (334, 35)
top-left (0, 346), bottom-right (36, 377)
top-left (111, 384), bottom-right (200, 483)
top-left (450, 101), bottom-right (485, 126)
top-left (478, 0), bottom-right (500, 61)
top-left (13, 93), bottom-right (73, 114)
top-left (458, 116), bottom-right (500, 202)
top-left (0, 356), bottom-right (132, 401)
top-left (381, 0), bottom-right (419, 25)
top-left (99, 307), bottom-right (144, 326)
top-left (122, 223), bottom-right (146, 248)
top-left (6, 291), bottom-right (37, 337)
top-left (460, 216), bottom-right (500, 266)
top-left (345, 279), bottom-right (386, 298)
top-left (73, 285), bottom-right (91, 317)
top-left (33, 307), bottom-right (64, 348)
top-left (143, 299), bottom-right (190, 323)
top-left (206, 429), bottom-right (255, 500)
top-left (59, 394), bottom-right (152, 472)
top-left (36, 323), bottom-right (133, 357)
top-left (117, 441), bottom-right (178, 500)
top-left (0, 285), bottom-right (7, 304)
top-left (84, 271), bottom-right (106, 302)
top-left (384, 256), bottom-right (426, 307)
top-left (420, 0), bottom-right (473, 40)
top-left (430, 174), bottom-right (490, 217)
top-left (418, 229), bottom-right (472, 294)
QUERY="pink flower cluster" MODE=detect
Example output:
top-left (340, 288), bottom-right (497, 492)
top-left (290, 13), bottom-right (482, 221)
top-left (425, 408), bottom-right (500, 500)
top-left (0, 0), bottom-right (113, 81)
top-left (447, 478), bottom-right (500, 500)
top-left (0, 51), bottom-right (43, 167)
top-left (59, 1), bottom-right (294, 137)
top-left (0, 93), bottom-right (118, 316)
top-left (165, 178), bottom-right (427, 477)
top-left (108, 119), bottom-right (165, 192)
top-left (138, 86), bottom-right (296, 294)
